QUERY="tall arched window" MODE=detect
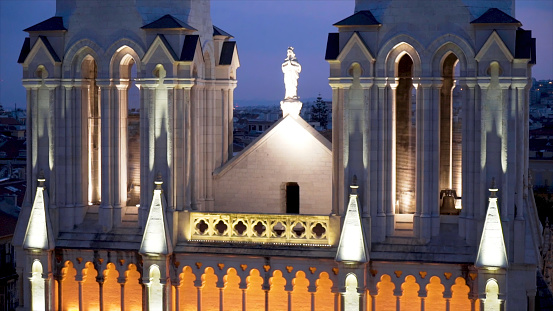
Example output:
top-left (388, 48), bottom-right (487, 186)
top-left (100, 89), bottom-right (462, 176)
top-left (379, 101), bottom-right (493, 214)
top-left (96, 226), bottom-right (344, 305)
top-left (82, 55), bottom-right (100, 205)
top-left (440, 53), bottom-right (462, 214)
top-left (395, 54), bottom-right (415, 214)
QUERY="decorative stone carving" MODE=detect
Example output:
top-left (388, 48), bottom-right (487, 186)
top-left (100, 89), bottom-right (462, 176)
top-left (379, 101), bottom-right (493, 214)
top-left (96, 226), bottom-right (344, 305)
top-left (281, 47), bottom-right (302, 117)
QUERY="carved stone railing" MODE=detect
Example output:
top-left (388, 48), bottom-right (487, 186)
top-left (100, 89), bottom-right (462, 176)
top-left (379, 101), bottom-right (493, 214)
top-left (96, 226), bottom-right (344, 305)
top-left (186, 212), bottom-right (339, 246)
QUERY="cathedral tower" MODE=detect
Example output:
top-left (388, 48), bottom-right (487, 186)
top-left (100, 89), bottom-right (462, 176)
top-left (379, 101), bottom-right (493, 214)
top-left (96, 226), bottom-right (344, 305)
top-left (327, 0), bottom-right (538, 309)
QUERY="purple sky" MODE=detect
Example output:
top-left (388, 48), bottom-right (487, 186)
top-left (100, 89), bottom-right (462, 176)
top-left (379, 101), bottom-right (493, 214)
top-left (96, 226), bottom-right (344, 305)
top-left (0, 0), bottom-right (551, 109)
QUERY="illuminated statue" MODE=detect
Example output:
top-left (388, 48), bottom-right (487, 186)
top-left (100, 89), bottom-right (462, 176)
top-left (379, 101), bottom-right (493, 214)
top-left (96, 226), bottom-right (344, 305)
top-left (282, 47), bottom-right (301, 100)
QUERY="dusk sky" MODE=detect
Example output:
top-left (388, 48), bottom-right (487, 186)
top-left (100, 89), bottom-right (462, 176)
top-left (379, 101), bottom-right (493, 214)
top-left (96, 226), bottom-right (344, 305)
top-left (0, 0), bottom-right (552, 109)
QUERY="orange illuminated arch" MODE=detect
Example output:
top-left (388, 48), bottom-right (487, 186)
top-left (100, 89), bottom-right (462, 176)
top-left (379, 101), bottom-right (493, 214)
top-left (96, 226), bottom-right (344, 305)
top-left (400, 275), bottom-right (420, 311)
top-left (124, 264), bottom-right (142, 311)
top-left (450, 277), bottom-right (471, 311)
top-left (103, 263), bottom-right (121, 311)
top-left (425, 276), bottom-right (445, 310)
top-left (61, 261), bottom-right (79, 311)
top-left (202, 267), bottom-right (219, 311)
top-left (223, 268), bottom-right (241, 311)
top-left (269, 270), bottom-right (287, 311)
top-left (179, 266), bottom-right (196, 311)
top-left (82, 262), bottom-right (99, 311)
top-left (315, 272), bottom-right (333, 311)
top-left (292, 271), bottom-right (310, 310)
top-left (376, 274), bottom-right (396, 311)
top-left (246, 269), bottom-right (264, 310)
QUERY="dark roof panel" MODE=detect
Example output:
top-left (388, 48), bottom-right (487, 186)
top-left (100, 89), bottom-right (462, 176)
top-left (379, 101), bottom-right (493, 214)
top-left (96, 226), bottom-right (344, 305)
top-left (515, 28), bottom-right (537, 64)
top-left (24, 16), bottom-right (66, 32)
top-left (38, 36), bottom-right (61, 62)
top-left (180, 35), bottom-right (200, 61)
top-left (471, 8), bottom-right (521, 24)
top-left (219, 41), bottom-right (236, 65)
top-left (157, 34), bottom-right (178, 60)
top-left (142, 14), bottom-right (197, 30)
top-left (213, 25), bottom-right (233, 38)
top-left (325, 33), bottom-right (340, 60)
top-left (18, 38), bottom-right (31, 64)
top-left (334, 10), bottom-right (381, 26)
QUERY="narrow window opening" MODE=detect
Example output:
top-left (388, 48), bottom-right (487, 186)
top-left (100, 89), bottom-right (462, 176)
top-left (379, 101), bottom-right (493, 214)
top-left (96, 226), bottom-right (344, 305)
top-left (286, 182), bottom-right (300, 214)
top-left (126, 60), bottom-right (140, 206)
top-left (395, 54), bottom-right (415, 214)
top-left (440, 53), bottom-right (461, 215)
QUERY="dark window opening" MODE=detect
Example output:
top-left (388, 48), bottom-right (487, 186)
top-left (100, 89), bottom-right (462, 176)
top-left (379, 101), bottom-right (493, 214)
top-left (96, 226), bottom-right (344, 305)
top-left (286, 182), bottom-right (300, 214)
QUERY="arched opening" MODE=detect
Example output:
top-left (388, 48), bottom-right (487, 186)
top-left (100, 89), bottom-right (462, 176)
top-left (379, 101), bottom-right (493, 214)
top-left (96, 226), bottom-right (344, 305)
top-left (292, 271), bottom-right (310, 310)
top-left (286, 182), bottom-right (300, 214)
top-left (315, 272), bottom-right (333, 311)
top-left (400, 275), bottom-right (420, 310)
top-left (269, 270), bottom-right (287, 310)
top-left (82, 262), bottom-right (99, 311)
top-left (440, 53), bottom-right (462, 214)
top-left (119, 54), bottom-right (140, 207)
top-left (344, 273), bottom-right (359, 310)
top-left (246, 269), bottom-right (264, 310)
top-left (103, 263), bottom-right (121, 311)
top-left (178, 266), bottom-right (197, 311)
top-left (148, 265), bottom-right (162, 311)
top-left (201, 267), bottom-right (218, 311)
top-left (223, 268), bottom-right (241, 311)
top-left (484, 279), bottom-right (500, 311)
top-left (31, 260), bottom-right (45, 311)
top-left (82, 55), bottom-right (101, 205)
top-left (124, 264), bottom-right (142, 311)
top-left (425, 276), bottom-right (445, 310)
top-left (451, 277), bottom-right (472, 310)
top-left (61, 261), bottom-right (79, 311)
top-left (376, 274), bottom-right (396, 311)
top-left (395, 54), bottom-right (416, 214)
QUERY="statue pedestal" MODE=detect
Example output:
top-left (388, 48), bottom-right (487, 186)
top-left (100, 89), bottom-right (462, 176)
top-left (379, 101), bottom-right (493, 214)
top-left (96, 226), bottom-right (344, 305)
top-left (280, 99), bottom-right (302, 118)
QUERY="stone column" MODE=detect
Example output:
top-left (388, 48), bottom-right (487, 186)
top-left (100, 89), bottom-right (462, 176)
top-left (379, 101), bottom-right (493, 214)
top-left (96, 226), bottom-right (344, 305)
top-left (459, 80), bottom-right (476, 241)
top-left (387, 82), bottom-right (397, 237)
top-left (374, 79), bottom-right (388, 242)
top-left (98, 81), bottom-right (114, 231)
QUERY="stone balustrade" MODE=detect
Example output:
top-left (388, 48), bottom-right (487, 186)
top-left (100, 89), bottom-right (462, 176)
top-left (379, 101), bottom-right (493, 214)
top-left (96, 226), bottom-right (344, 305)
top-left (187, 212), bottom-right (338, 246)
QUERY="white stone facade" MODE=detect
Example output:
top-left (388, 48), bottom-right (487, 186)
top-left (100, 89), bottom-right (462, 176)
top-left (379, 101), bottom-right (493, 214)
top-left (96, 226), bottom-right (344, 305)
top-left (12, 0), bottom-right (542, 310)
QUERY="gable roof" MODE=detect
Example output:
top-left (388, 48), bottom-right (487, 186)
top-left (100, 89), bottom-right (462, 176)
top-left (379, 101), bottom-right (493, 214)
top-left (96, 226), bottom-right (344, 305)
top-left (334, 10), bottom-right (381, 27)
top-left (337, 31), bottom-right (374, 62)
top-left (219, 41), bottom-right (236, 65)
top-left (142, 14), bottom-right (197, 31)
top-left (325, 33), bottom-right (340, 61)
top-left (213, 25), bottom-right (233, 38)
top-left (471, 8), bottom-right (521, 25)
top-left (475, 31), bottom-right (513, 62)
top-left (214, 115), bottom-right (331, 178)
top-left (180, 35), bottom-right (200, 61)
top-left (24, 16), bottom-right (66, 32)
top-left (142, 34), bottom-right (178, 63)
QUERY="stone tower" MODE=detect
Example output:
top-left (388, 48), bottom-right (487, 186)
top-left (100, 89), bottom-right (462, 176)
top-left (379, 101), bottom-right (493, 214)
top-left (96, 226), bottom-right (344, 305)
top-left (326, 0), bottom-right (539, 309)
top-left (15, 0), bottom-right (238, 309)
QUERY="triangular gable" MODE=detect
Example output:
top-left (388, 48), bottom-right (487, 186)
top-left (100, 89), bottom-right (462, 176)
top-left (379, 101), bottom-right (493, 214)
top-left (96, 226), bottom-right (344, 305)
top-left (214, 115), bottom-right (331, 178)
top-left (22, 179), bottom-right (54, 251)
top-left (24, 16), bottom-right (66, 32)
top-left (333, 10), bottom-right (381, 27)
top-left (337, 32), bottom-right (375, 63)
top-left (141, 14), bottom-right (196, 31)
top-left (335, 181), bottom-right (368, 263)
top-left (139, 180), bottom-right (173, 255)
top-left (475, 187), bottom-right (508, 268)
top-left (471, 8), bottom-right (521, 25)
top-left (180, 35), bottom-right (202, 62)
top-left (23, 36), bottom-right (61, 66)
top-left (213, 25), bottom-right (233, 39)
top-left (142, 34), bottom-right (178, 64)
top-left (475, 31), bottom-right (514, 62)
top-left (219, 41), bottom-right (239, 67)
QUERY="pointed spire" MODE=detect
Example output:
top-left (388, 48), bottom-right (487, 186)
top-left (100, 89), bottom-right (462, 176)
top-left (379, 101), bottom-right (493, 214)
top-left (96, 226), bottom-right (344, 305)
top-left (22, 171), bottom-right (54, 250)
top-left (139, 174), bottom-right (173, 256)
top-left (335, 175), bottom-right (368, 263)
top-left (475, 178), bottom-right (508, 269)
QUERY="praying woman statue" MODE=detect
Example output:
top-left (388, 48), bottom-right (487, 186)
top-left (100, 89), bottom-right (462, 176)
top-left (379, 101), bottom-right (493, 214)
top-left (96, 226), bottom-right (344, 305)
top-left (282, 47), bottom-right (302, 100)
